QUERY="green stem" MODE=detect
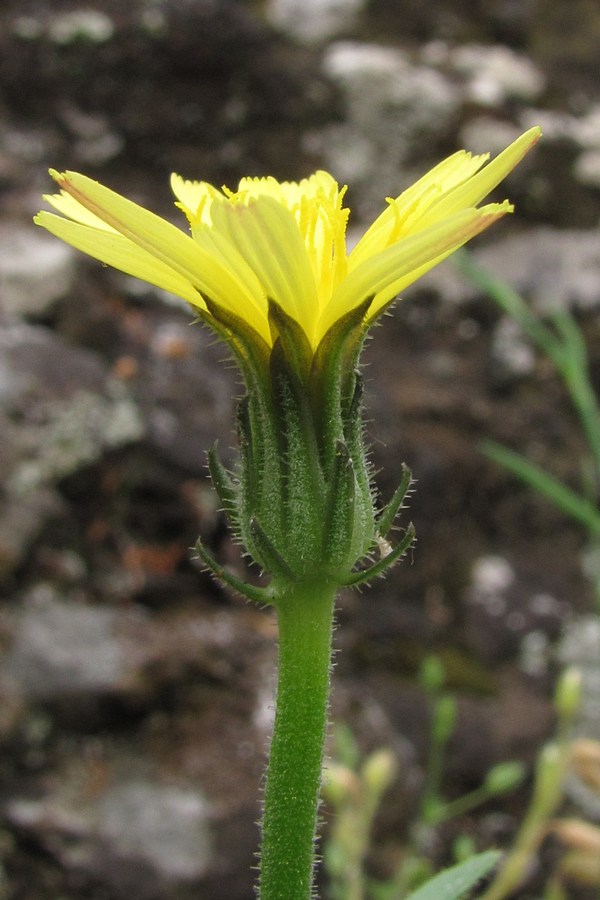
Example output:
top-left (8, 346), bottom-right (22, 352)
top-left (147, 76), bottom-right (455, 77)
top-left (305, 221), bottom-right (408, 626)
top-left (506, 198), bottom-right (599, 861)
top-left (259, 580), bottom-right (338, 900)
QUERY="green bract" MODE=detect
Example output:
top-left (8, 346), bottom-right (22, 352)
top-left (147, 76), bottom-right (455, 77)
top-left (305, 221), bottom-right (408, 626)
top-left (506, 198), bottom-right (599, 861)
top-left (198, 293), bottom-right (415, 601)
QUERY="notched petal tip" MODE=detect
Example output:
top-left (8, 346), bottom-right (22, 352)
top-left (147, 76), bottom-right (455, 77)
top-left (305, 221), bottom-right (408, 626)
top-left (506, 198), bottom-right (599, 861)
top-left (49, 168), bottom-right (83, 189)
top-left (483, 199), bottom-right (514, 217)
top-left (48, 169), bottom-right (70, 191)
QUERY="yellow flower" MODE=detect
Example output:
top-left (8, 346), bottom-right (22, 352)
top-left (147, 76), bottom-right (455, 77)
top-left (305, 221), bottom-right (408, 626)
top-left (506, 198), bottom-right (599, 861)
top-left (35, 127), bottom-right (540, 352)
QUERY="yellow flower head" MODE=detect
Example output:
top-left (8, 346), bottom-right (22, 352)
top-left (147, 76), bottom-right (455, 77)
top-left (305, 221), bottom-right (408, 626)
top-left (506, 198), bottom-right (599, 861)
top-left (35, 127), bottom-right (541, 353)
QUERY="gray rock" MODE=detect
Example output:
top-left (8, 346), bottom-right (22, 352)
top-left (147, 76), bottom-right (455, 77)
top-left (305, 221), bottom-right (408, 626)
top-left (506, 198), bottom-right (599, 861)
top-left (97, 782), bottom-right (212, 883)
top-left (7, 589), bottom-right (125, 699)
top-left (459, 116), bottom-right (537, 158)
top-left (3, 0), bottom-right (318, 184)
top-left (47, 8), bottom-right (115, 44)
top-left (134, 317), bottom-right (235, 474)
top-left (6, 777), bottom-right (213, 900)
top-left (320, 41), bottom-right (460, 216)
top-left (0, 322), bottom-right (144, 573)
top-left (416, 228), bottom-right (600, 315)
top-left (463, 554), bottom-right (565, 666)
top-left (0, 487), bottom-right (65, 577)
top-left (13, 9), bottom-right (115, 44)
top-left (0, 322), bottom-right (144, 488)
top-left (475, 228), bottom-right (600, 314)
top-left (2, 600), bottom-right (272, 897)
top-left (0, 221), bottom-right (76, 318)
top-left (574, 148), bottom-right (600, 189)
top-left (558, 615), bottom-right (600, 732)
top-left (490, 315), bottom-right (536, 381)
top-left (448, 44), bottom-right (545, 105)
top-left (521, 103), bottom-right (600, 189)
top-left (266, 0), bottom-right (365, 44)
top-left (57, 104), bottom-right (124, 165)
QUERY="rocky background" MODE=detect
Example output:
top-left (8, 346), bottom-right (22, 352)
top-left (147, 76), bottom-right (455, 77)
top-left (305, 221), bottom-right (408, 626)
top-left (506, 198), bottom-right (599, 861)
top-left (1, 0), bottom-right (600, 897)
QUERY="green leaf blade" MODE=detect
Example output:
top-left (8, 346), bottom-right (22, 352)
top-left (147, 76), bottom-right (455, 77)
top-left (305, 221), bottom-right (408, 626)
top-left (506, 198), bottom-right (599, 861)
top-left (406, 850), bottom-right (502, 900)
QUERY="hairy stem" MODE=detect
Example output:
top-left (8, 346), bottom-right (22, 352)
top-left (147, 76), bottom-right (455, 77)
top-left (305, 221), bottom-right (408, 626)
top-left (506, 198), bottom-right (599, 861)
top-left (258, 581), bottom-right (337, 899)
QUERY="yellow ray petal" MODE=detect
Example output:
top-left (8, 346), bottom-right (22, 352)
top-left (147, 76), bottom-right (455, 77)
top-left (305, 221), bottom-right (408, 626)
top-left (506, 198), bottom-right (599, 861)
top-left (321, 202), bottom-right (512, 338)
top-left (170, 173), bottom-right (221, 223)
top-left (47, 171), bottom-right (271, 343)
top-left (188, 219), bottom-right (267, 303)
top-left (44, 190), bottom-right (120, 231)
top-left (210, 196), bottom-right (319, 342)
top-left (49, 171), bottom-right (241, 301)
top-left (349, 127), bottom-right (540, 266)
top-left (37, 128), bottom-right (540, 359)
top-left (34, 211), bottom-right (205, 307)
top-left (349, 151), bottom-right (490, 266)
top-left (412, 126), bottom-right (541, 228)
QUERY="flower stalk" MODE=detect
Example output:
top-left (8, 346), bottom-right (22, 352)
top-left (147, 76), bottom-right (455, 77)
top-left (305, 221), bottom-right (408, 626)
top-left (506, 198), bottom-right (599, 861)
top-left (260, 581), bottom-right (337, 899)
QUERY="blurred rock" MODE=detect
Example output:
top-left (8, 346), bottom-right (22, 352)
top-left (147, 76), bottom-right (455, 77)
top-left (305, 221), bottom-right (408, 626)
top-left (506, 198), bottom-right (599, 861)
top-left (559, 615), bottom-right (600, 734)
top-left (0, 487), bottom-right (65, 578)
top-left (448, 43), bottom-right (545, 105)
top-left (363, 0), bottom-right (538, 45)
top-left (7, 590), bottom-right (125, 701)
top-left (530, 0), bottom-right (600, 97)
top-left (95, 782), bottom-right (212, 892)
top-left (417, 227), bottom-right (600, 314)
top-left (4, 582), bottom-right (275, 714)
top-left (0, 322), bottom-right (143, 574)
top-left (320, 41), bottom-right (460, 215)
top-left (574, 148), bottom-right (600, 189)
top-left (0, 221), bottom-right (76, 318)
top-left (459, 115), bottom-right (537, 157)
top-left (3, 600), bottom-right (274, 898)
top-left (1, 324), bottom-right (143, 492)
top-left (44, 8), bottom-right (115, 44)
top-left (0, 0), bottom-right (333, 187)
top-left (463, 554), bottom-right (566, 667)
top-left (132, 315), bottom-right (236, 474)
top-left (520, 102), bottom-right (600, 194)
top-left (6, 778), bottom-right (216, 900)
top-left (476, 228), bottom-right (600, 314)
top-left (490, 316), bottom-right (536, 383)
top-left (266, 0), bottom-right (365, 44)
